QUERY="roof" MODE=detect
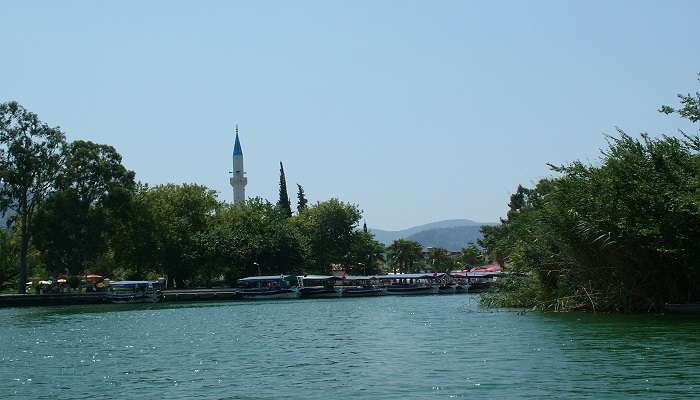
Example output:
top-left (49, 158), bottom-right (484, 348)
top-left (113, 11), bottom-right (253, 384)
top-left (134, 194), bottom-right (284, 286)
top-left (373, 273), bottom-right (446, 280)
top-left (302, 275), bottom-right (341, 281)
top-left (238, 275), bottom-right (297, 282)
top-left (470, 263), bottom-right (502, 273)
top-left (233, 132), bottom-right (243, 156)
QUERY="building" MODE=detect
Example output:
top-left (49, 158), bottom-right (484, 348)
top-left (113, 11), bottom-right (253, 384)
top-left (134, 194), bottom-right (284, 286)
top-left (229, 126), bottom-right (247, 204)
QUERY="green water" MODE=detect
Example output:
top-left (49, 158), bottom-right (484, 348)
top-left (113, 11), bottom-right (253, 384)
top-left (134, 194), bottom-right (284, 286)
top-left (1, 295), bottom-right (699, 399)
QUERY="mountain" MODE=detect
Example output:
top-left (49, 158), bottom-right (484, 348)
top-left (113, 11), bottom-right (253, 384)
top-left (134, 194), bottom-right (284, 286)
top-left (405, 226), bottom-right (484, 252)
top-left (370, 219), bottom-right (494, 251)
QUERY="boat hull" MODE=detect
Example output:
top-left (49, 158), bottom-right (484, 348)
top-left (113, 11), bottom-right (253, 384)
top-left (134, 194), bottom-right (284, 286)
top-left (239, 288), bottom-right (299, 300)
top-left (384, 285), bottom-right (438, 295)
top-left (341, 287), bottom-right (385, 297)
top-left (438, 285), bottom-right (456, 294)
top-left (300, 287), bottom-right (340, 298)
top-left (106, 294), bottom-right (160, 304)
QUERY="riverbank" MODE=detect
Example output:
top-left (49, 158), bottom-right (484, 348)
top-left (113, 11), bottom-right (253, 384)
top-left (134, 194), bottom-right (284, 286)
top-left (0, 289), bottom-right (243, 308)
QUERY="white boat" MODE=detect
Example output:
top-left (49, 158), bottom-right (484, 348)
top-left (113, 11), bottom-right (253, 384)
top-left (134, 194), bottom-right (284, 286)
top-left (106, 281), bottom-right (162, 304)
top-left (237, 275), bottom-right (301, 300)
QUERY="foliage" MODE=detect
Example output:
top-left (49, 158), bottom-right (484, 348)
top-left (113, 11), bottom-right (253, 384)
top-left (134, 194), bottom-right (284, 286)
top-left (426, 247), bottom-right (453, 272)
top-left (457, 244), bottom-right (485, 268)
top-left (296, 183), bottom-right (308, 213)
top-left (140, 184), bottom-right (220, 288)
top-left (386, 239), bottom-right (424, 273)
top-left (481, 78), bottom-right (700, 311)
top-left (0, 228), bottom-right (17, 289)
top-left (294, 198), bottom-right (363, 274)
top-left (0, 101), bottom-right (66, 293)
top-left (32, 140), bottom-right (135, 276)
top-left (278, 162), bottom-right (292, 217)
top-left (346, 229), bottom-right (385, 275)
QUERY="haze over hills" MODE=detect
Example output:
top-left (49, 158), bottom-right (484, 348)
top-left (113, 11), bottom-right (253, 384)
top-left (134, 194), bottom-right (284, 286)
top-left (370, 219), bottom-right (495, 251)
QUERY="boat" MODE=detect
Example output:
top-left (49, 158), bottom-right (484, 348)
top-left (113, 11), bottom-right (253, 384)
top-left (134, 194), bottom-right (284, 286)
top-left (437, 283), bottom-right (457, 294)
top-left (300, 275), bottom-right (342, 298)
top-left (375, 273), bottom-right (443, 295)
top-left (237, 275), bottom-right (302, 299)
top-left (665, 303), bottom-right (700, 315)
top-left (106, 281), bottom-right (162, 304)
top-left (338, 276), bottom-right (386, 297)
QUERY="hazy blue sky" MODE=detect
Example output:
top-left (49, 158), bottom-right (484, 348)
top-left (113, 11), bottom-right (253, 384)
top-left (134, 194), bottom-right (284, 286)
top-left (2, 1), bottom-right (698, 230)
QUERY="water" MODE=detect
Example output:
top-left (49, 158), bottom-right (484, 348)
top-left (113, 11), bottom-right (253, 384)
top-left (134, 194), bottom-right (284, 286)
top-left (1, 295), bottom-right (699, 399)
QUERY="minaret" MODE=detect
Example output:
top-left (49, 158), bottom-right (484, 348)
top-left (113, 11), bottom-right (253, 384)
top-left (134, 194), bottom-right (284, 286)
top-left (229, 125), bottom-right (247, 204)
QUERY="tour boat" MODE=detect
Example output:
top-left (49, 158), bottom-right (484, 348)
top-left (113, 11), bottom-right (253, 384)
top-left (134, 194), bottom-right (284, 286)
top-left (437, 283), bottom-right (457, 294)
top-left (106, 281), bottom-right (162, 304)
top-left (237, 275), bottom-right (302, 299)
top-left (375, 273), bottom-right (443, 295)
top-left (300, 275), bottom-right (342, 298)
top-left (339, 276), bottom-right (386, 297)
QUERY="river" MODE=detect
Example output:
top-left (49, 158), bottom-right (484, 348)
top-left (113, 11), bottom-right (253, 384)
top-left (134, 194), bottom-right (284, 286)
top-left (1, 294), bottom-right (699, 399)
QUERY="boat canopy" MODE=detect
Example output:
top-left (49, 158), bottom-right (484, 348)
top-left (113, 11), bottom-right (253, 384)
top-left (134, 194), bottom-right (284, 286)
top-left (342, 275), bottom-right (376, 281)
top-left (238, 275), bottom-right (299, 283)
top-left (302, 275), bottom-right (342, 281)
top-left (373, 273), bottom-right (446, 280)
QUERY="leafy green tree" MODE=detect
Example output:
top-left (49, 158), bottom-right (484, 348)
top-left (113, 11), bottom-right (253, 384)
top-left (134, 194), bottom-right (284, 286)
top-left (0, 102), bottom-right (66, 293)
top-left (660, 74), bottom-right (700, 123)
top-left (294, 198), bottom-right (362, 274)
top-left (32, 140), bottom-right (135, 276)
top-left (0, 228), bottom-right (18, 290)
top-left (386, 239), bottom-right (424, 273)
top-left (296, 183), bottom-right (308, 213)
top-left (426, 247), bottom-right (453, 272)
top-left (346, 229), bottom-right (385, 275)
top-left (197, 198), bottom-right (308, 283)
top-left (457, 244), bottom-right (485, 268)
top-left (278, 162), bottom-right (292, 217)
top-left (109, 183), bottom-right (160, 278)
top-left (143, 184), bottom-right (220, 288)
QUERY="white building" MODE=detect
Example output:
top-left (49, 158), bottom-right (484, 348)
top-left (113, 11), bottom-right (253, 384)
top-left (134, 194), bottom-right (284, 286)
top-left (229, 126), bottom-right (247, 204)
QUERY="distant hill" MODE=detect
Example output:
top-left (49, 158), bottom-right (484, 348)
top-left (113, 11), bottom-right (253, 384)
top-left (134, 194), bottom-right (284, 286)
top-left (371, 219), bottom-right (494, 251)
top-left (405, 226), bottom-right (484, 252)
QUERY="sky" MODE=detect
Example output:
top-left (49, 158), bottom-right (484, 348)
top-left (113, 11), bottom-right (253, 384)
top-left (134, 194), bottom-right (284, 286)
top-left (2, 1), bottom-right (698, 230)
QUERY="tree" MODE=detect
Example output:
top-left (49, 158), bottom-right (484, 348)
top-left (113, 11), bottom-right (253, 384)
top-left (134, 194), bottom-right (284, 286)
top-left (296, 183), bottom-right (308, 213)
top-left (660, 74), bottom-right (700, 123)
top-left (142, 184), bottom-right (220, 288)
top-left (278, 162), bottom-right (292, 217)
top-left (426, 247), bottom-right (453, 272)
top-left (0, 228), bottom-right (17, 289)
top-left (193, 198), bottom-right (309, 284)
top-left (32, 140), bottom-right (135, 276)
top-left (386, 239), bottom-right (424, 273)
top-left (347, 229), bottom-right (385, 275)
top-left (0, 102), bottom-right (66, 293)
top-left (457, 244), bottom-right (485, 268)
top-left (294, 199), bottom-right (362, 274)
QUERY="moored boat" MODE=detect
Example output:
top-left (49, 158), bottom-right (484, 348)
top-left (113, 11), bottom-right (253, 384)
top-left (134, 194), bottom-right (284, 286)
top-left (338, 275), bottom-right (386, 297)
top-left (300, 275), bottom-right (342, 298)
top-left (106, 281), bottom-right (162, 304)
top-left (438, 283), bottom-right (457, 294)
top-left (375, 273), bottom-right (443, 295)
top-left (237, 275), bottom-right (302, 299)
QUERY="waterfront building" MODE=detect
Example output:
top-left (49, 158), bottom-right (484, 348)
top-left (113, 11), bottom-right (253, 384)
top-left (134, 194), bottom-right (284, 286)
top-left (229, 125), bottom-right (247, 204)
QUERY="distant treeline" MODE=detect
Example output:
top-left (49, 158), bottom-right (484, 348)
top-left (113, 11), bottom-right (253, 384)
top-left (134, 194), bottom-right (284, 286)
top-left (479, 76), bottom-right (700, 312)
top-left (0, 102), bottom-right (485, 293)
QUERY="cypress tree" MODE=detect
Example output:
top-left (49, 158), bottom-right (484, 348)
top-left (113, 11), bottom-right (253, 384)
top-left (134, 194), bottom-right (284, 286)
top-left (296, 183), bottom-right (308, 213)
top-left (278, 162), bottom-right (292, 217)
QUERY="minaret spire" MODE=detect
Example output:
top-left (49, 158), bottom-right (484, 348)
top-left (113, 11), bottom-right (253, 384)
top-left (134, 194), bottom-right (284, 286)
top-left (230, 124), bottom-right (247, 204)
